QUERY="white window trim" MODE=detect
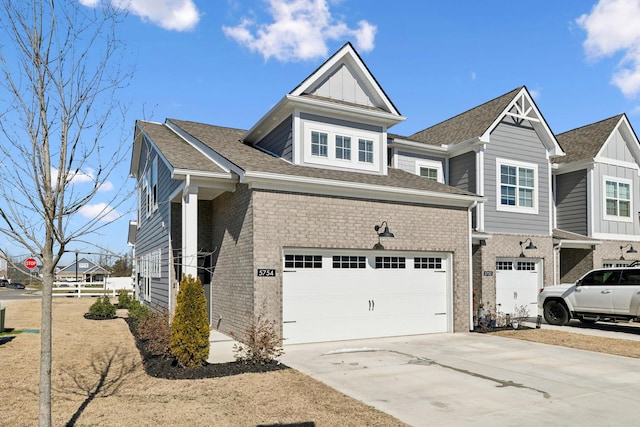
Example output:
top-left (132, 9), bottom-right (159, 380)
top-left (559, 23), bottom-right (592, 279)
top-left (603, 175), bottom-right (633, 223)
top-left (415, 159), bottom-right (444, 183)
top-left (496, 158), bottom-right (538, 215)
top-left (302, 120), bottom-right (381, 172)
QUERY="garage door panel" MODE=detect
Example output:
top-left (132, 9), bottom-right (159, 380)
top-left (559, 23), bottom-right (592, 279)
top-left (496, 259), bottom-right (541, 316)
top-left (283, 250), bottom-right (451, 344)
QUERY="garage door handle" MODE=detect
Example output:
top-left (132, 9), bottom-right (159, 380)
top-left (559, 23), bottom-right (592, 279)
top-left (283, 321), bottom-right (297, 324)
top-left (435, 313), bottom-right (446, 315)
top-left (369, 299), bottom-right (375, 311)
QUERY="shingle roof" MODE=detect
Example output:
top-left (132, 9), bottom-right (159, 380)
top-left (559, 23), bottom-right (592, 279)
top-left (137, 121), bottom-right (227, 174)
top-left (409, 87), bottom-right (522, 145)
top-left (554, 115), bottom-right (623, 164)
top-left (169, 118), bottom-right (479, 198)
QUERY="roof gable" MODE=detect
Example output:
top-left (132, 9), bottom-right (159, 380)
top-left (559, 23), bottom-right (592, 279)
top-left (409, 87), bottom-right (564, 156)
top-left (555, 114), bottom-right (640, 166)
top-left (244, 43), bottom-right (404, 144)
top-left (291, 42), bottom-right (399, 115)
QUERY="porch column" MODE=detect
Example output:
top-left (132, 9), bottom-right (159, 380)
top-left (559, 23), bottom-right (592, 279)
top-left (182, 179), bottom-right (198, 278)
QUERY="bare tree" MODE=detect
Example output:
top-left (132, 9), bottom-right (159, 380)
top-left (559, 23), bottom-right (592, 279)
top-left (0, 1), bottom-right (131, 425)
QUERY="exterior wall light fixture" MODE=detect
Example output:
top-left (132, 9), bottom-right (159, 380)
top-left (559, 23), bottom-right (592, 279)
top-left (373, 221), bottom-right (394, 250)
top-left (519, 238), bottom-right (537, 258)
top-left (620, 243), bottom-right (637, 260)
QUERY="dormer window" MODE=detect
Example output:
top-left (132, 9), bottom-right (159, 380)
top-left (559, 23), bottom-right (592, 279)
top-left (335, 135), bottom-right (351, 160)
top-left (311, 131), bottom-right (328, 157)
top-left (358, 139), bottom-right (374, 163)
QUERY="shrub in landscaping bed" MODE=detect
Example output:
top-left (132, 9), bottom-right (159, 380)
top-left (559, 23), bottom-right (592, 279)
top-left (84, 296), bottom-right (116, 320)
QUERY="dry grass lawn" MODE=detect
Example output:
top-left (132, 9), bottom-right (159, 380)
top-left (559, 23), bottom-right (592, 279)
top-left (0, 298), bottom-right (407, 427)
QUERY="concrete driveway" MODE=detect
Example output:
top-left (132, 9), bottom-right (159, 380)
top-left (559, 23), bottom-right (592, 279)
top-left (280, 331), bottom-right (640, 426)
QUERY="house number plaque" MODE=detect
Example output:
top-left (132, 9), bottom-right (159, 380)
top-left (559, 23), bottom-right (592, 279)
top-left (257, 269), bottom-right (276, 277)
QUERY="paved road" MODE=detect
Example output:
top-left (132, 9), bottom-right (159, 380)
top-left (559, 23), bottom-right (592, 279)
top-left (0, 288), bottom-right (41, 301)
top-left (280, 331), bottom-right (640, 426)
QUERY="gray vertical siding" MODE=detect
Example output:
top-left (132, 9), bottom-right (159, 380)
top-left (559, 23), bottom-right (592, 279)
top-left (311, 63), bottom-right (375, 107)
top-left (449, 151), bottom-right (476, 193)
top-left (555, 170), bottom-right (588, 235)
top-left (592, 162), bottom-right (639, 235)
top-left (601, 128), bottom-right (634, 162)
top-left (484, 121), bottom-right (550, 234)
top-left (256, 116), bottom-right (293, 161)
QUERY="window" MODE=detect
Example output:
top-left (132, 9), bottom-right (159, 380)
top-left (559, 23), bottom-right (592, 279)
top-left (151, 157), bottom-right (158, 211)
top-left (358, 139), bottom-right (374, 163)
top-left (580, 270), bottom-right (619, 286)
top-left (79, 262), bottom-right (89, 269)
top-left (604, 177), bottom-right (631, 221)
top-left (375, 256), bottom-right (406, 269)
top-left (333, 255), bottom-right (365, 269)
top-left (420, 167), bottom-right (438, 181)
top-left (335, 135), bottom-right (351, 160)
top-left (151, 249), bottom-right (161, 278)
top-left (414, 257), bottom-right (442, 269)
top-left (311, 131), bottom-right (328, 157)
top-left (517, 261), bottom-right (536, 271)
top-left (497, 159), bottom-right (537, 213)
top-left (496, 261), bottom-right (513, 270)
top-left (285, 254), bottom-right (323, 269)
top-left (415, 159), bottom-right (444, 183)
top-left (619, 269), bottom-right (640, 285)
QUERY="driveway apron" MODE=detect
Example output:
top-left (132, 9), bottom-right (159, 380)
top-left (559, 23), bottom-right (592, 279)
top-left (280, 333), bottom-right (640, 426)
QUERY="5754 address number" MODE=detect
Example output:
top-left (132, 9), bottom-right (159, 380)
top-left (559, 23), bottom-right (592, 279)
top-left (257, 269), bottom-right (276, 277)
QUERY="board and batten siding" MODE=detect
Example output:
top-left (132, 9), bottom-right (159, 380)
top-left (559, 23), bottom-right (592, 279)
top-left (555, 170), bottom-right (588, 235)
top-left (592, 162), bottom-right (639, 236)
top-left (310, 63), bottom-right (376, 108)
top-left (395, 150), bottom-right (445, 176)
top-left (135, 141), bottom-right (180, 309)
top-left (600, 127), bottom-right (636, 163)
top-left (256, 115), bottom-right (293, 161)
top-left (483, 121), bottom-right (550, 234)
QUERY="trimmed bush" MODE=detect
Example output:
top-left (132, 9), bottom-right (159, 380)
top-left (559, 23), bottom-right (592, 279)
top-left (233, 301), bottom-right (284, 365)
top-left (127, 299), bottom-right (152, 327)
top-left (86, 296), bottom-right (116, 320)
top-left (136, 309), bottom-right (171, 357)
top-left (169, 275), bottom-right (210, 368)
top-left (117, 290), bottom-right (133, 309)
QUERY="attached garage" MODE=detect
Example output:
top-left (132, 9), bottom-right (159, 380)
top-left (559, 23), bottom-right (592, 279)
top-left (282, 249), bottom-right (452, 344)
top-left (495, 258), bottom-right (542, 317)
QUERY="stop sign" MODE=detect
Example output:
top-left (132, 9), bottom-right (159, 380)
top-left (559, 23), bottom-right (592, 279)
top-left (24, 257), bottom-right (37, 269)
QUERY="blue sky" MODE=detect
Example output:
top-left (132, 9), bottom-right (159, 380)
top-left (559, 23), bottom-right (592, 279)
top-left (7, 0), bottom-right (640, 263)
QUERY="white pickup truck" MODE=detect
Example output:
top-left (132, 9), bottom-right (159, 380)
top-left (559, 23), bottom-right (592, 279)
top-left (538, 265), bottom-right (640, 325)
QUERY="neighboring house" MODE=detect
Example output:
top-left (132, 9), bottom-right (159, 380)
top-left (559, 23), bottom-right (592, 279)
top-left (389, 87), bottom-right (565, 319)
top-left (130, 43), bottom-right (483, 344)
top-left (554, 114), bottom-right (640, 283)
top-left (56, 257), bottom-right (109, 283)
top-left (0, 249), bottom-right (7, 279)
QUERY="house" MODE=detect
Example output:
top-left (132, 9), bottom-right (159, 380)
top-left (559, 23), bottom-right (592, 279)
top-left (391, 87), bottom-right (564, 319)
top-left (56, 257), bottom-right (110, 283)
top-left (0, 249), bottom-right (7, 279)
top-left (130, 43), bottom-right (484, 344)
top-left (553, 114), bottom-right (640, 282)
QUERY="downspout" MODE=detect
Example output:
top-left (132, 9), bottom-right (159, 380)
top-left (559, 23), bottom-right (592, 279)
top-left (468, 200), bottom-right (478, 331)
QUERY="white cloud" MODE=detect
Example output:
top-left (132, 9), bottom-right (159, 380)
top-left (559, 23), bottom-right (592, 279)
top-left (79, 202), bottom-right (121, 222)
top-left (577, 0), bottom-right (640, 97)
top-left (79, 0), bottom-right (200, 32)
top-left (51, 167), bottom-right (113, 192)
top-left (222, 0), bottom-right (377, 62)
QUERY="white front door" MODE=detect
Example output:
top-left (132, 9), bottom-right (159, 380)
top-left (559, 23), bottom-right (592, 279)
top-left (495, 259), bottom-right (542, 316)
top-left (282, 249), bottom-right (451, 344)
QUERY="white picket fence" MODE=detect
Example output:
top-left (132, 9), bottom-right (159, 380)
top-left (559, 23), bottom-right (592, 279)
top-left (52, 277), bottom-right (133, 298)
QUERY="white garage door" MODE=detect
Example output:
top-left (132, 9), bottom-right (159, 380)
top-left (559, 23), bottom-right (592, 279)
top-left (283, 249), bottom-right (452, 344)
top-left (495, 258), bottom-right (542, 317)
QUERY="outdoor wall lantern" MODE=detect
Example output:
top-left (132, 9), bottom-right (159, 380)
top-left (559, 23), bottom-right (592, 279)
top-left (519, 238), bottom-right (537, 258)
top-left (373, 221), bottom-right (394, 250)
top-left (620, 243), bottom-right (637, 260)
top-left (375, 221), bottom-right (395, 238)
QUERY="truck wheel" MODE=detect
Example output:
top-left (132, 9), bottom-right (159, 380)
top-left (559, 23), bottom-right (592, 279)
top-left (543, 301), bottom-right (569, 326)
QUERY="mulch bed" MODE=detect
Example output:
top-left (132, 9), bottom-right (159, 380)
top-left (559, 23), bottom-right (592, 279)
top-left (123, 317), bottom-right (289, 380)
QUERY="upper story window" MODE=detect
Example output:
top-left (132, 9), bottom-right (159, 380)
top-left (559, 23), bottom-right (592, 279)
top-left (311, 131), bottom-right (328, 157)
top-left (604, 177), bottom-right (632, 222)
top-left (496, 158), bottom-right (538, 214)
top-left (358, 139), bottom-right (374, 163)
top-left (302, 119), bottom-right (382, 173)
top-left (415, 159), bottom-right (444, 183)
top-left (335, 135), bottom-right (351, 160)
